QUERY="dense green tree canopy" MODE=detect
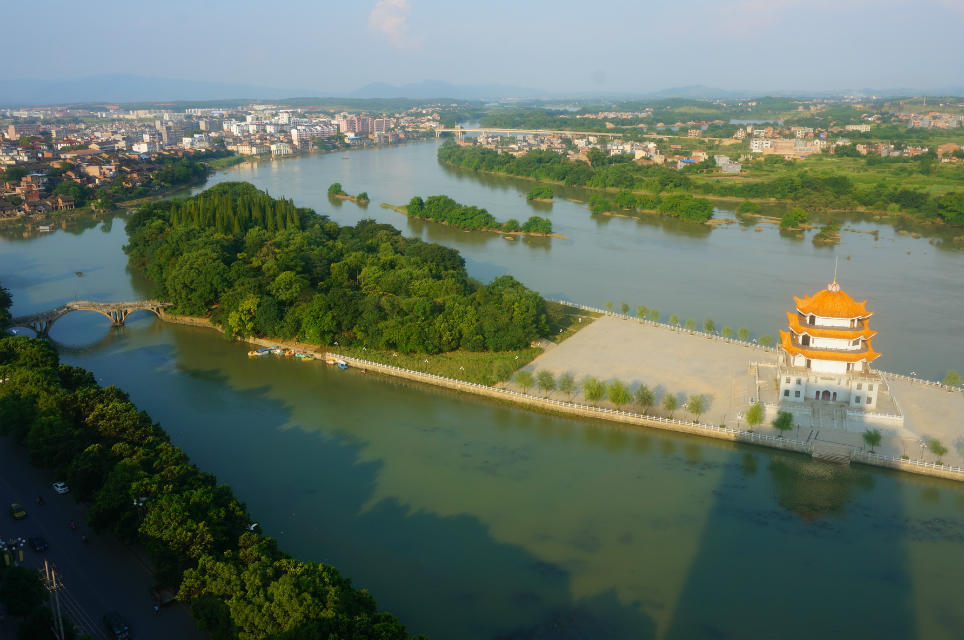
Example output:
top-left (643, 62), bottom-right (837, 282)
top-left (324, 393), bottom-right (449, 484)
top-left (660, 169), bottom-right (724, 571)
top-left (0, 283), bottom-right (11, 331)
top-left (0, 333), bottom-right (417, 639)
top-left (406, 194), bottom-right (553, 234)
top-left (439, 142), bottom-right (963, 224)
top-left (126, 182), bottom-right (548, 353)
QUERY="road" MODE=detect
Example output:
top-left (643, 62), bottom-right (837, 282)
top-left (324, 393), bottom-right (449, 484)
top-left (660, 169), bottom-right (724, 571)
top-left (0, 437), bottom-right (206, 640)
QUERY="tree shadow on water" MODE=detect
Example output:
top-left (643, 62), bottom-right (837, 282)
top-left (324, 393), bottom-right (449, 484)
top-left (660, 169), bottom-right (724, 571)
top-left (96, 338), bottom-right (657, 640)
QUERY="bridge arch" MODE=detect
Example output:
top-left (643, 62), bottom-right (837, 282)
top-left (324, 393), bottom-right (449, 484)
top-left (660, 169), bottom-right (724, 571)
top-left (8, 300), bottom-right (171, 338)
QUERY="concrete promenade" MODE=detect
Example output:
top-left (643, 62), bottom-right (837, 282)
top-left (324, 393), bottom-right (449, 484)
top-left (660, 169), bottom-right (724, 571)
top-left (520, 314), bottom-right (761, 428)
top-left (522, 314), bottom-right (964, 470)
top-left (157, 313), bottom-right (964, 482)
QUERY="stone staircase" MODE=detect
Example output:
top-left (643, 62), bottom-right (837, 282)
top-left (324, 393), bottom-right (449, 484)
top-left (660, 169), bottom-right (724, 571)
top-left (810, 437), bottom-right (852, 466)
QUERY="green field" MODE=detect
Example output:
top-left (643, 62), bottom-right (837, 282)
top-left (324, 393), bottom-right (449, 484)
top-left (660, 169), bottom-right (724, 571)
top-left (335, 301), bottom-right (599, 384)
top-left (690, 154), bottom-right (964, 199)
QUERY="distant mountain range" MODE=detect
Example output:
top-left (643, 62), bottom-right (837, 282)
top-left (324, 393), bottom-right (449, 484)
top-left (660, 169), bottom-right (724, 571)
top-left (634, 84), bottom-right (964, 100)
top-left (1, 74), bottom-right (960, 107)
top-left (348, 80), bottom-right (547, 100)
top-left (350, 81), bottom-right (964, 101)
top-left (0, 74), bottom-right (316, 106)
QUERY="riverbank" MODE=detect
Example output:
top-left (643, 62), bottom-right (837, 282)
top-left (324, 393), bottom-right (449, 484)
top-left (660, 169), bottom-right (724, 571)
top-left (380, 202), bottom-right (568, 239)
top-left (0, 171), bottom-right (216, 229)
top-left (156, 310), bottom-right (964, 483)
top-left (438, 157), bottom-right (963, 240)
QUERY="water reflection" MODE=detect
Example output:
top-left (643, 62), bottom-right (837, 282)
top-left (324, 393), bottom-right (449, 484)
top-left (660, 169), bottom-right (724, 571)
top-left (767, 456), bottom-right (875, 521)
top-left (526, 199), bottom-right (553, 213)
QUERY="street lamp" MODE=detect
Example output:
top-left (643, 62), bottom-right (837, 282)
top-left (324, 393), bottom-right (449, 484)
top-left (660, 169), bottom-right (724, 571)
top-left (918, 440), bottom-right (925, 462)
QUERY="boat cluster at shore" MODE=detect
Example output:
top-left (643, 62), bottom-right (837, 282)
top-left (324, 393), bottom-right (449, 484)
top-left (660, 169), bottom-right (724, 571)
top-left (247, 345), bottom-right (350, 369)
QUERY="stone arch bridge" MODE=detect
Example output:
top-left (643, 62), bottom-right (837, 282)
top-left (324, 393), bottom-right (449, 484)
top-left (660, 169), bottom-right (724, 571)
top-left (9, 300), bottom-right (171, 337)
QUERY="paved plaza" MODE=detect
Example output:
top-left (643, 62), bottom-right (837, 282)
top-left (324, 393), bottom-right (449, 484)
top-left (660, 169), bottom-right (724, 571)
top-left (521, 315), bottom-right (964, 467)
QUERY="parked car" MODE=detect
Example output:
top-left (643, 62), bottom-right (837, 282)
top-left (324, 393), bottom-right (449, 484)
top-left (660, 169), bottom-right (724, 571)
top-left (52, 482), bottom-right (69, 494)
top-left (28, 536), bottom-right (48, 552)
top-left (9, 503), bottom-right (27, 520)
top-left (103, 611), bottom-right (131, 639)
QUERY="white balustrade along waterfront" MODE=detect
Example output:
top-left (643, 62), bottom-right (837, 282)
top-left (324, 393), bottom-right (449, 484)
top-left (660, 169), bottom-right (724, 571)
top-left (317, 349), bottom-right (963, 481)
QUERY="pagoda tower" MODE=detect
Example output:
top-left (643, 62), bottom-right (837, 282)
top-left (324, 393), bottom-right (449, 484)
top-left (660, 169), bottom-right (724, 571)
top-left (778, 278), bottom-right (883, 410)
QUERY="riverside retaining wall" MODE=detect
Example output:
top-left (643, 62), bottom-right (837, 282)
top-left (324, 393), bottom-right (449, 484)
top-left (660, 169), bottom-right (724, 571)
top-left (157, 313), bottom-right (964, 483)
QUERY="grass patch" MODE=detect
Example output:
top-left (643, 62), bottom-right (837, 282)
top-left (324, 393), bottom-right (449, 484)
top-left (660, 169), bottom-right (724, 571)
top-left (332, 302), bottom-right (597, 384)
top-left (207, 155), bottom-right (247, 170)
top-left (545, 300), bottom-right (600, 344)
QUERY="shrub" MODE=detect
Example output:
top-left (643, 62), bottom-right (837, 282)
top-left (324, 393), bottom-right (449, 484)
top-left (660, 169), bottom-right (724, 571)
top-left (780, 208), bottom-right (808, 229)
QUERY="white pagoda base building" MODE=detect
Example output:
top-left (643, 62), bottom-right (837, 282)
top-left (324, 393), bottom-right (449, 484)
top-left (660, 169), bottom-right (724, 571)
top-left (774, 278), bottom-right (903, 427)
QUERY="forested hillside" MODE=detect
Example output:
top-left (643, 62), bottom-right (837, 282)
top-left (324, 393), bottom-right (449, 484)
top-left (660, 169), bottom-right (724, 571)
top-left (0, 331), bottom-right (417, 639)
top-left (125, 182), bottom-right (548, 353)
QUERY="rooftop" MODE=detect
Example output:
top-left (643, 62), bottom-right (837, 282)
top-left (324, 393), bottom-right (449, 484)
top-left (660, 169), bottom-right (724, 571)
top-left (794, 280), bottom-right (871, 319)
top-left (780, 331), bottom-right (881, 363)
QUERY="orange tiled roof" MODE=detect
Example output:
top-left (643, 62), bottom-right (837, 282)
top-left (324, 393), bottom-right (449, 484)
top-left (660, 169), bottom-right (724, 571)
top-left (786, 312), bottom-right (876, 340)
top-left (794, 285), bottom-right (870, 319)
top-left (779, 331), bottom-right (881, 363)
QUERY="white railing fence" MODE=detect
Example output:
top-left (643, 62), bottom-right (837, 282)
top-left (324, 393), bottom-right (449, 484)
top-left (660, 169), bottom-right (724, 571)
top-left (329, 352), bottom-right (815, 452)
top-left (325, 350), bottom-right (962, 478)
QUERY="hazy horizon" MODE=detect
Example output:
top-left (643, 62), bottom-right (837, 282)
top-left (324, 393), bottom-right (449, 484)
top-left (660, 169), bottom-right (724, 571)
top-left (3, 0), bottom-right (962, 99)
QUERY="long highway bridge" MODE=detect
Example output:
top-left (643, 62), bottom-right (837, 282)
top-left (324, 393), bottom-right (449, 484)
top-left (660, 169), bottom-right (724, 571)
top-left (434, 126), bottom-right (624, 139)
top-left (9, 300), bottom-right (171, 337)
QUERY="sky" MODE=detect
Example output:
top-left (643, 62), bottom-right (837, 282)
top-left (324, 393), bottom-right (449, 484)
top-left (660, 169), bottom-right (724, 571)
top-left (3, 0), bottom-right (963, 95)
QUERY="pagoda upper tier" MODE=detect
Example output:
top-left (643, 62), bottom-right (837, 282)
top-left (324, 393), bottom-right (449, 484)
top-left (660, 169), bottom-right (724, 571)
top-left (780, 280), bottom-right (881, 374)
top-left (793, 286), bottom-right (871, 320)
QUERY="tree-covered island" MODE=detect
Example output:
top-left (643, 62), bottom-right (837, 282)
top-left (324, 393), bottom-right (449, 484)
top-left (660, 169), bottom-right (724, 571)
top-left (125, 182), bottom-right (549, 353)
top-left (328, 182), bottom-right (370, 205)
top-left (399, 194), bottom-right (554, 235)
top-left (526, 186), bottom-right (554, 201)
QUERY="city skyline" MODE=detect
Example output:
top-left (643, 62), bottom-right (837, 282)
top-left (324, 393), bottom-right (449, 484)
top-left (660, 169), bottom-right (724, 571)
top-left (2, 0), bottom-right (963, 101)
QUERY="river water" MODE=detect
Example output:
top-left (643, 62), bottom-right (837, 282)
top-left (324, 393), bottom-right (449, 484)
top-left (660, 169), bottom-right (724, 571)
top-left (2, 141), bottom-right (962, 639)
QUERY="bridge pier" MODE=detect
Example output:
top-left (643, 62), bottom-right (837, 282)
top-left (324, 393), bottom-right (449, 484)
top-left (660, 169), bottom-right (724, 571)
top-left (8, 300), bottom-right (171, 338)
top-left (105, 309), bottom-right (130, 326)
top-left (31, 320), bottom-right (51, 337)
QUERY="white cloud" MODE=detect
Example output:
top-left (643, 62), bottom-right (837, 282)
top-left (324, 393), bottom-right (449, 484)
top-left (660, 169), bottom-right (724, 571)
top-left (369, 0), bottom-right (422, 49)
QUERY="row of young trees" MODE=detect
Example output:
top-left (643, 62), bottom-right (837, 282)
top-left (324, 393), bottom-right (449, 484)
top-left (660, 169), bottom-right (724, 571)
top-left (0, 332), bottom-right (418, 639)
top-left (601, 301), bottom-right (774, 346)
top-left (513, 369), bottom-right (709, 421)
top-left (125, 182), bottom-right (549, 354)
top-left (405, 195), bottom-right (552, 234)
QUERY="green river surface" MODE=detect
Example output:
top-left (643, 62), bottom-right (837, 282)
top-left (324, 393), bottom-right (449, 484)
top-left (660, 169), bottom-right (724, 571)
top-left (2, 140), bottom-right (962, 639)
